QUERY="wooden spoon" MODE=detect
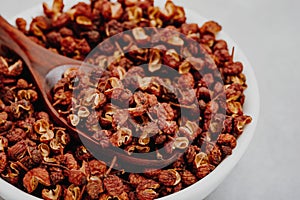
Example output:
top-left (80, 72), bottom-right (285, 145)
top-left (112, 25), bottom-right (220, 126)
top-left (0, 16), bottom-right (181, 171)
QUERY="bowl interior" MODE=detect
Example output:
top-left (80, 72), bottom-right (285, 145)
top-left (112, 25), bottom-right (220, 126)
top-left (1, 0), bottom-right (260, 200)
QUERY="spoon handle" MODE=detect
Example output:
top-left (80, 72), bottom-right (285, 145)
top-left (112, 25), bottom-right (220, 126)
top-left (0, 16), bottom-right (32, 68)
top-left (0, 15), bottom-right (80, 77)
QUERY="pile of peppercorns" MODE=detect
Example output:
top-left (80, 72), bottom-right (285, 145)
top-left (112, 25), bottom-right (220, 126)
top-left (0, 0), bottom-right (252, 199)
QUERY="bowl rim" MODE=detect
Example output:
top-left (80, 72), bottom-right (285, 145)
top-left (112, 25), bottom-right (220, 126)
top-left (1, 0), bottom-right (260, 199)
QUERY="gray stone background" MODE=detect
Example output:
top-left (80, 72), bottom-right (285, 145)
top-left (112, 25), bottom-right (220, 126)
top-left (0, 0), bottom-right (299, 199)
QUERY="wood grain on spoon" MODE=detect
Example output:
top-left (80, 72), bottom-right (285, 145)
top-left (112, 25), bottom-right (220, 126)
top-left (0, 15), bottom-right (180, 168)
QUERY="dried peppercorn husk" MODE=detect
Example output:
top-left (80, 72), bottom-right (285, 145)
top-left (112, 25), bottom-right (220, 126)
top-left (23, 167), bottom-right (51, 193)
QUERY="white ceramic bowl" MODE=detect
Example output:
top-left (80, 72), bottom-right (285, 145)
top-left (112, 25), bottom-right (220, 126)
top-left (0, 0), bottom-right (260, 199)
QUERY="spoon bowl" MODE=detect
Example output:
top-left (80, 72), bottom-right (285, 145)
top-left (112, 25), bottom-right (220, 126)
top-left (44, 64), bottom-right (79, 96)
top-left (0, 15), bottom-right (180, 170)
